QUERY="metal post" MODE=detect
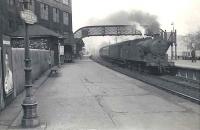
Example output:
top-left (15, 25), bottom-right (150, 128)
top-left (171, 23), bottom-right (175, 60)
top-left (21, 23), bottom-right (39, 128)
top-left (58, 42), bottom-right (61, 67)
top-left (0, 30), bottom-right (2, 48)
top-left (171, 31), bottom-right (174, 60)
top-left (171, 44), bottom-right (174, 60)
top-left (164, 30), bottom-right (167, 41)
top-left (174, 30), bottom-right (177, 60)
top-left (21, 0), bottom-right (39, 127)
top-left (0, 16), bottom-right (2, 47)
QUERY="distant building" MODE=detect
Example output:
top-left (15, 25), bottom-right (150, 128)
top-left (167, 35), bottom-right (200, 60)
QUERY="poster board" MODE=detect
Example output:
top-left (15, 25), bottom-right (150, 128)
top-left (2, 37), bottom-right (14, 96)
top-left (60, 46), bottom-right (64, 55)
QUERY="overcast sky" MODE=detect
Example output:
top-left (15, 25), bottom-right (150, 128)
top-left (72, 0), bottom-right (200, 35)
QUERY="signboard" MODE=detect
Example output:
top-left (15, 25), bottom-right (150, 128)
top-left (3, 35), bottom-right (10, 45)
top-left (60, 46), bottom-right (64, 55)
top-left (3, 40), bottom-right (10, 45)
top-left (20, 10), bottom-right (37, 24)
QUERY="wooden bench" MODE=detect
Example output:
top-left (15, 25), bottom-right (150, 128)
top-left (49, 66), bottom-right (59, 76)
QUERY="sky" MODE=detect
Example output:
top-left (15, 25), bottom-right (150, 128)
top-left (72, 0), bottom-right (200, 53)
top-left (72, 0), bottom-right (200, 35)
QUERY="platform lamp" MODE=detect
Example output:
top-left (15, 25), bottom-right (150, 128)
top-left (19, 0), bottom-right (40, 128)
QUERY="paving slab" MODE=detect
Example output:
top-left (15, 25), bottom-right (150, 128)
top-left (5, 59), bottom-right (200, 130)
top-left (0, 70), bottom-right (51, 130)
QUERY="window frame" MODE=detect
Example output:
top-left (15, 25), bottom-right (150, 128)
top-left (63, 12), bottom-right (69, 25)
top-left (40, 3), bottom-right (49, 20)
top-left (53, 8), bottom-right (60, 23)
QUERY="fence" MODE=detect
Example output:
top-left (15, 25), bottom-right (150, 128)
top-left (0, 48), bottom-right (54, 110)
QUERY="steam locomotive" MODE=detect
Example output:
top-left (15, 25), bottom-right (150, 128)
top-left (99, 37), bottom-right (176, 74)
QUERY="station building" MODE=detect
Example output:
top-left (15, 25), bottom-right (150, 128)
top-left (0, 0), bottom-right (74, 63)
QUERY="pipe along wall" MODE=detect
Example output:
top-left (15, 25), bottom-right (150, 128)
top-left (0, 48), bottom-right (54, 110)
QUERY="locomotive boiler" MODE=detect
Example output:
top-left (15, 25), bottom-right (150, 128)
top-left (99, 37), bottom-right (176, 74)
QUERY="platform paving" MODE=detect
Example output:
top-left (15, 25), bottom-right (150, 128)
top-left (0, 58), bottom-right (200, 130)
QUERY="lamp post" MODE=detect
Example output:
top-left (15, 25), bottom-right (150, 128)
top-left (20, 0), bottom-right (39, 127)
top-left (171, 22), bottom-right (177, 60)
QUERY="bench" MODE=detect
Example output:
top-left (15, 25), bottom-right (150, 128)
top-left (49, 66), bottom-right (59, 76)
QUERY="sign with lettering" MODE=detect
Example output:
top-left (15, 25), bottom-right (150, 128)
top-left (3, 40), bottom-right (10, 45)
top-left (20, 10), bottom-right (37, 24)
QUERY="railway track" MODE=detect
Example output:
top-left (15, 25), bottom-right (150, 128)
top-left (92, 57), bottom-right (200, 104)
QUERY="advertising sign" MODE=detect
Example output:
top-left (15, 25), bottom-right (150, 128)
top-left (3, 40), bottom-right (10, 45)
top-left (2, 43), bottom-right (14, 96)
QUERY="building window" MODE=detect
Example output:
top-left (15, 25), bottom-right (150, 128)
top-left (63, 12), bottom-right (69, 25)
top-left (63, 0), bottom-right (70, 5)
top-left (40, 3), bottom-right (48, 20)
top-left (8, 0), bottom-right (15, 6)
top-left (55, 0), bottom-right (62, 2)
top-left (29, 0), bottom-right (35, 12)
top-left (53, 8), bottom-right (59, 23)
top-left (9, 20), bottom-right (13, 29)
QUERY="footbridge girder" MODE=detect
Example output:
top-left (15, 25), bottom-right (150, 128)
top-left (74, 25), bottom-right (157, 39)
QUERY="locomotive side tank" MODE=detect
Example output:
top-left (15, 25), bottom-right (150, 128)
top-left (100, 37), bottom-right (175, 74)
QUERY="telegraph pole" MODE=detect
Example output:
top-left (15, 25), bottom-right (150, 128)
top-left (20, 0), bottom-right (39, 127)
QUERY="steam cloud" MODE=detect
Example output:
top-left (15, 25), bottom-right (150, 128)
top-left (86, 10), bottom-right (161, 56)
top-left (90, 10), bottom-right (160, 34)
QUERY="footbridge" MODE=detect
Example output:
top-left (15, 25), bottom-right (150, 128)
top-left (74, 25), bottom-right (158, 39)
top-left (74, 25), bottom-right (177, 59)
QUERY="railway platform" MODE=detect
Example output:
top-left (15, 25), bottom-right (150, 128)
top-left (172, 59), bottom-right (200, 70)
top-left (0, 59), bottom-right (199, 130)
top-left (171, 59), bottom-right (200, 82)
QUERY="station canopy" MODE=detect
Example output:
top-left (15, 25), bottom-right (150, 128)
top-left (11, 24), bottom-right (63, 39)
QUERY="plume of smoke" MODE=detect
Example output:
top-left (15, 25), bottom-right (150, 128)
top-left (131, 22), bottom-right (146, 37)
top-left (86, 10), bottom-right (160, 55)
top-left (89, 10), bottom-right (160, 34)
